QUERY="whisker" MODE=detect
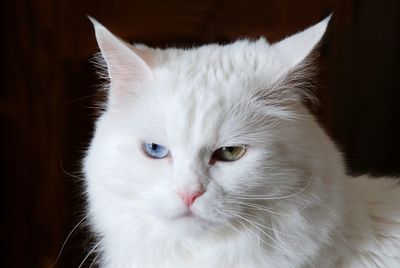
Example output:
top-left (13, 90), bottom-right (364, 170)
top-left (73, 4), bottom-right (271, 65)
top-left (231, 216), bottom-right (290, 257)
top-left (223, 209), bottom-right (295, 239)
top-left (57, 155), bottom-right (85, 181)
top-left (236, 218), bottom-right (259, 246)
top-left (223, 208), bottom-right (303, 256)
top-left (221, 219), bottom-right (241, 235)
top-left (227, 213), bottom-right (264, 250)
top-left (222, 209), bottom-right (281, 251)
top-left (223, 200), bottom-right (290, 216)
top-left (51, 215), bottom-right (89, 267)
top-left (62, 92), bottom-right (101, 108)
top-left (78, 241), bottom-right (101, 268)
top-left (235, 179), bottom-right (313, 200)
top-left (88, 250), bottom-right (101, 268)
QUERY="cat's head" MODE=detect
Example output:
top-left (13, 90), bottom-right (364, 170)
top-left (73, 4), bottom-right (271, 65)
top-left (85, 17), bottom-right (330, 239)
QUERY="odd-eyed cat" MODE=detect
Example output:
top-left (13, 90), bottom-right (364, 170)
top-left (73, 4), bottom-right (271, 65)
top-left (84, 16), bottom-right (400, 267)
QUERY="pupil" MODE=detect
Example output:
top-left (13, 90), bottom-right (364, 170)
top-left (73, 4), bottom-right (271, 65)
top-left (227, 147), bottom-right (234, 153)
top-left (151, 143), bottom-right (158, 150)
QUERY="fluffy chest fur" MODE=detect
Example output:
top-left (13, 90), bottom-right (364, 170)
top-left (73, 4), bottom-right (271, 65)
top-left (84, 17), bottom-right (400, 268)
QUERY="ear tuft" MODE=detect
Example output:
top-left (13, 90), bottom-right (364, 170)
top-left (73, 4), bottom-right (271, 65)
top-left (87, 15), bottom-right (103, 29)
top-left (272, 15), bottom-right (331, 71)
top-left (89, 17), bottom-right (153, 106)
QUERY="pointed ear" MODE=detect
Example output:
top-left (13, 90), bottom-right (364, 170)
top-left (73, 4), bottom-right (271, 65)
top-left (272, 15), bottom-right (331, 70)
top-left (88, 17), bottom-right (153, 105)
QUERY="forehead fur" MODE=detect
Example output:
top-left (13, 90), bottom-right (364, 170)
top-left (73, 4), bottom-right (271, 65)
top-left (149, 38), bottom-right (283, 89)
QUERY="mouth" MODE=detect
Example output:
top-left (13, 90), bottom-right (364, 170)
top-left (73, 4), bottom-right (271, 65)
top-left (165, 209), bottom-right (222, 236)
top-left (172, 209), bottom-right (210, 226)
top-left (175, 208), bottom-right (198, 220)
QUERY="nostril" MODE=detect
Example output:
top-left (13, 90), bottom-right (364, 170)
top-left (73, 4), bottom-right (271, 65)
top-left (180, 190), bottom-right (204, 207)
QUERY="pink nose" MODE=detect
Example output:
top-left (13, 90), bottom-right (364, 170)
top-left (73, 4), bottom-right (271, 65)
top-left (179, 191), bottom-right (204, 207)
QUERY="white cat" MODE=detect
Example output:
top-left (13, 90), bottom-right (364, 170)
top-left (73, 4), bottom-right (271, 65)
top-left (84, 16), bottom-right (400, 267)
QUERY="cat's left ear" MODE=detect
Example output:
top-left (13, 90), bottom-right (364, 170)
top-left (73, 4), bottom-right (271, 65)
top-left (89, 17), bottom-right (153, 105)
top-left (272, 15), bottom-right (331, 71)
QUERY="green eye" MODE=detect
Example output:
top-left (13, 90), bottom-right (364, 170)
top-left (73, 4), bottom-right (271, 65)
top-left (213, 146), bottom-right (246, 162)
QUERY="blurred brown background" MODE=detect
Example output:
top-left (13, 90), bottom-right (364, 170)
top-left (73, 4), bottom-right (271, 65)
top-left (1, 0), bottom-right (399, 267)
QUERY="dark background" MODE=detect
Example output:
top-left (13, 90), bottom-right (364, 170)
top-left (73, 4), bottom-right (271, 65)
top-left (1, 0), bottom-right (399, 267)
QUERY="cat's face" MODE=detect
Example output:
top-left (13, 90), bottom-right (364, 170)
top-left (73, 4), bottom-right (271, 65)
top-left (92, 70), bottom-right (286, 236)
top-left (85, 17), bottom-right (329, 238)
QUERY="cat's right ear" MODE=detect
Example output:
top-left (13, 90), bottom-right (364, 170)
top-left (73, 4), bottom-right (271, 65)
top-left (89, 17), bottom-right (153, 104)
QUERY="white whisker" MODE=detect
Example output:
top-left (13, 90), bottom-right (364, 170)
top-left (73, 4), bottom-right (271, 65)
top-left (221, 219), bottom-right (241, 235)
top-left (51, 215), bottom-right (89, 267)
top-left (78, 241), bottom-right (101, 268)
top-left (89, 250), bottom-right (101, 268)
top-left (223, 200), bottom-right (290, 216)
top-left (223, 209), bottom-right (295, 239)
top-left (222, 209), bottom-right (281, 251)
top-left (235, 179), bottom-right (313, 200)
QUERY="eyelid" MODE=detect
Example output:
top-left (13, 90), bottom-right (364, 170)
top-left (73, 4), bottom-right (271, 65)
top-left (214, 144), bottom-right (248, 150)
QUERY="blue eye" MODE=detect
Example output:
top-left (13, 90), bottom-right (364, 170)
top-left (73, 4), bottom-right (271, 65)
top-left (141, 142), bottom-right (170, 159)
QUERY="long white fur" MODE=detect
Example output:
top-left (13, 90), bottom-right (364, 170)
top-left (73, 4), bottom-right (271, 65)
top-left (84, 16), bottom-right (400, 267)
